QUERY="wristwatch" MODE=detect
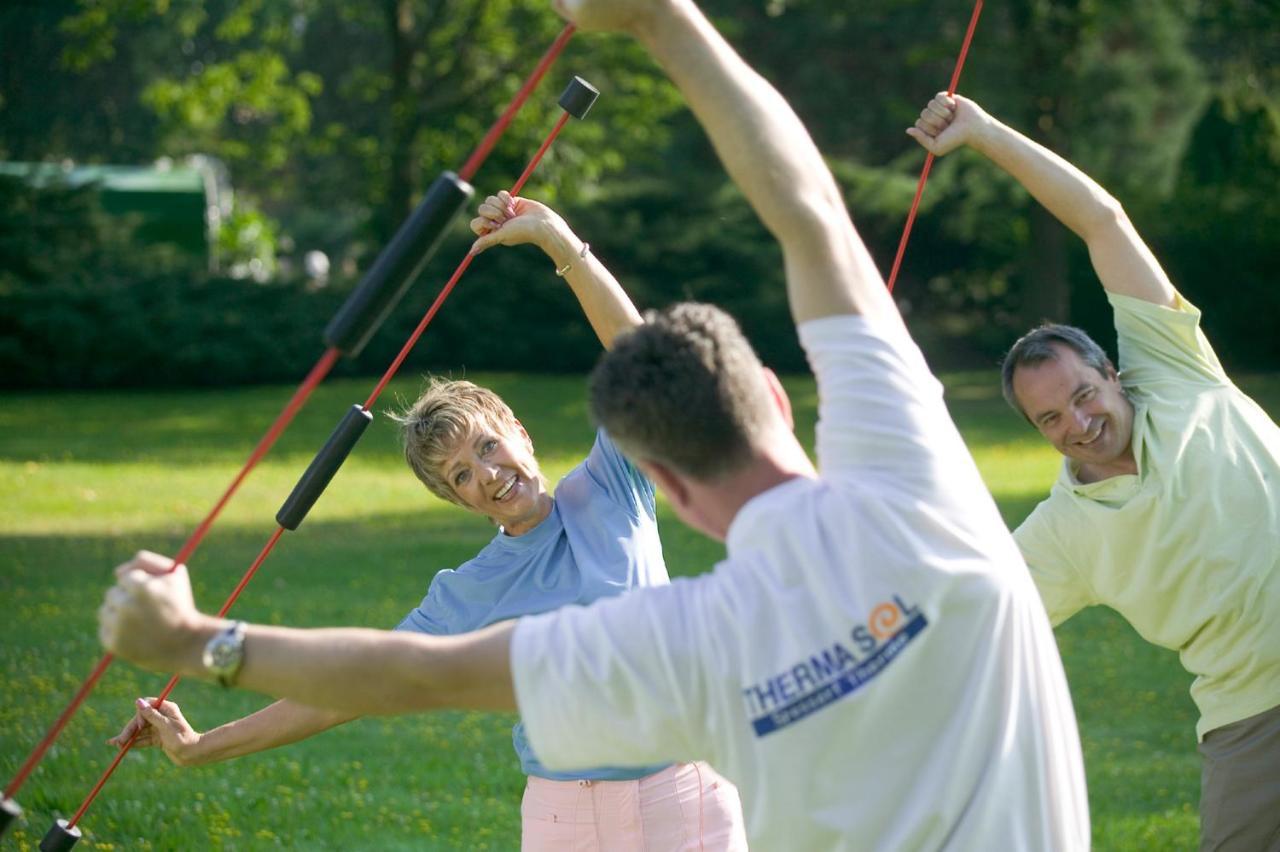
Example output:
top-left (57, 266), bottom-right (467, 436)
top-left (202, 621), bottom-right (247, 688)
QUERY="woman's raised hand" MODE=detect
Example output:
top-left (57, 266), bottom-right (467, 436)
top-left (469, 191), bottom-right (567, 256)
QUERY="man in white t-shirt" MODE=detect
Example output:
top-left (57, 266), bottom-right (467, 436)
top-left (99, 1), bottom-right (1089, 847)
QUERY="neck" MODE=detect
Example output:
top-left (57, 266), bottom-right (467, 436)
top-left (696, 431), bottom-right (817, 540)
top-left (500, 493), bottom-right (554, 536)
top-left (1075, 446), bottom-right (1138, 484)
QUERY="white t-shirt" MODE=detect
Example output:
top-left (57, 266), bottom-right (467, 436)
top-left (512, 315), bottom-right (1089, 851)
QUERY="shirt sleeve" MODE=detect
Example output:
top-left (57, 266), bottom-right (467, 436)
top-left (1111, 292), bottom-right (1229, 388)
top-left (395, 584), bottom-right (452, 635)
top-left (510, 581), bottom-right (706, 771)
top-left (582, 428), bottom-right (657, 520)
top-left (1013, 503), bottom-right (1094, 626)
top-left (797, 314), bottom-right (969, 484)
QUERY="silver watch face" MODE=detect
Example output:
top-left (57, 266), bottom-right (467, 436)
top-left (203, 624), bottom-right (244, 683)
top-left (206, 637), bottom-right (240, 672)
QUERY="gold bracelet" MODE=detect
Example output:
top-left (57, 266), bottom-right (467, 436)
top-left (555, 241), bottom-right (590, 277)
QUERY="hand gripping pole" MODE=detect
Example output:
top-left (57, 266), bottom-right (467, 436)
top-left (51, 72), bottom-right (598, 847)
top-left (3, 24), bottom-right (576, 836)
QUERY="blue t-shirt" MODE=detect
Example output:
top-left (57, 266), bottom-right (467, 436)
top-left (396, 429), bottom-right (670, 780)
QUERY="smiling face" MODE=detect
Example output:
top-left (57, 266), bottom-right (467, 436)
top-left (1011, 343), bottom-right (1137, 482)
top-left (440, 423), bottom-right (552, 536)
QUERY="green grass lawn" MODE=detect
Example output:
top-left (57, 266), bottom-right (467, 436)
top-left (3, 371), bottom-right (1277, 850)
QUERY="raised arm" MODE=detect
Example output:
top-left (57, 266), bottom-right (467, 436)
top-left (470, 191), bottom-right (642, 350)
top-left (108, 697), bottom-right (355, 767)
top-left (99, 552), bottom-right (516, 716)
top-left (558, 0), bottom-right (896, 326)
top-left (908, 92), bottom-right (1176, 308)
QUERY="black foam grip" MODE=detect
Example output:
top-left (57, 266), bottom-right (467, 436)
top-left (558, 76), bottom-right (599, 120)
top-left (323, 171), bottom-right (473, 357)
top-left (0, 796), bottom-right (22, 837)
top-left (275, 405), bottom-right (373, 530)
top-left (39, 819), bottom-right (81, 852)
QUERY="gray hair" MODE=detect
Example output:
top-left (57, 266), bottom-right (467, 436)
top-left (1001, 324), bottom-right (1115, 420)
top-left (588, 302), bottom-right (774, 481)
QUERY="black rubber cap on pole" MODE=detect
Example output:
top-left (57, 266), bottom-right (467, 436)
top-left (0, 795), bottom-right (22, 837)
top-left (558, 76), bottom-right (599, 120)
top-left (39, 819), bottom-right (81, 852)
top-left (323, 171), bottom-right (473, 357)
top-left (275, 404), bottom-right (373, 530)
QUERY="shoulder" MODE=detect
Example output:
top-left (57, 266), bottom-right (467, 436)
top-left (1111, 291), bottom-right (1229, 387)
top-left (568, 428), bottom-right (655, 519)
top-left (1012, 487), bottom-right (1090, 572)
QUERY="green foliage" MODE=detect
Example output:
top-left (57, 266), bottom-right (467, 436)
top-left (0, 172), bottom-right (327, 389)
top-left (1151, 89), bottom-right (1280, 367)
top-left (216, 201), bottom-right (281, 281)
top-left (1, 0), bottom-right (1278, 385)
top-left (142, 51), bottom-right (322, 171)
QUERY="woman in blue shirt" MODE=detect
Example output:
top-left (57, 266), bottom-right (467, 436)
top-left (110, 193), bottom-right (746, 850)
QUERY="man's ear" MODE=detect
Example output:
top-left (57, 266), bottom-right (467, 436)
top-left (639, 459), bottom-right (690, 510)
top-left (762, 367), bottom-right (794, 430)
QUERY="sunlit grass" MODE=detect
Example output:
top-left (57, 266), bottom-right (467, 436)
top-left (3, 371), bottom-right (1276, 849)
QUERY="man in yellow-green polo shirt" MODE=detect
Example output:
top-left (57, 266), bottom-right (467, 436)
top-left (909, 92), bottom-right (1280, 850)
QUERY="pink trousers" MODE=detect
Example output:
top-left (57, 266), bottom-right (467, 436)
top-left (520, 762), bottom-right (748, 851)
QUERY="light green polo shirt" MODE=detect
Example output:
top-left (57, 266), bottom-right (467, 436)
top-left (1014, 292), bottom-right (1280, 739)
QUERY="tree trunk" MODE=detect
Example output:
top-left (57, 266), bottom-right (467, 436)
top-left (1021, 204), bottom-right (1071, 327)
top-left (384, 0), bottom-right (416, 239)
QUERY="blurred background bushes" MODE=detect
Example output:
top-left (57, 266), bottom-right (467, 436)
top-left (1, 0), bottom-right (1276, 389)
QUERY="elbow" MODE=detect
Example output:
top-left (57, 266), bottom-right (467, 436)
top-left (1080, 191), bottom-right (1128, 242)
top-left (772, 185), bottom-right (849, 249)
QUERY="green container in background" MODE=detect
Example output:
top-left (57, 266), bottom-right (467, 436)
top-left (0, 155), bottom-right (231, 268)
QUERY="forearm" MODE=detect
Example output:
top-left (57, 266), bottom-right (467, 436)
top-left (186, 700), bottom-right (357, 766)
top-left (172, 617), bottom-right (517, 716)
top-left (633, 3), bottom-right (831, 242)
top-left (538, 219), bottom-right (642, 349)
top-left (967, 115), bottom-right (1121, 242)
top-left (966, 112), bottom-right (1175, 304)
top-left (631, 1), bottom-right (890, 322)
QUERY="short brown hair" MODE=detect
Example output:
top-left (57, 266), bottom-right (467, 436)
top-left (391, 378), bottom-right (522, 506)
top-left (588, 303), bottom-right (773, 481)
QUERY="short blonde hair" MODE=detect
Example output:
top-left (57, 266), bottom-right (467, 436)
top-left (391, 378), bottom-right (523, 506)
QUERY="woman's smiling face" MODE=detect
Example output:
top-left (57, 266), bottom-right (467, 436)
top-left (440, 422), bottom-right (552, 536)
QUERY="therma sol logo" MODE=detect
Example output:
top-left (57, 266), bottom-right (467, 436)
top-left (741, 596), bottom-right (927, 737)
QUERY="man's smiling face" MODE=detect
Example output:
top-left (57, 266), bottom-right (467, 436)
top-left (1012, 343), bottom-right (1136, 481)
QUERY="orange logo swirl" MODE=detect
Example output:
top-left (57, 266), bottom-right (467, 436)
top-left (867, 602), bottom-right (902, 640)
